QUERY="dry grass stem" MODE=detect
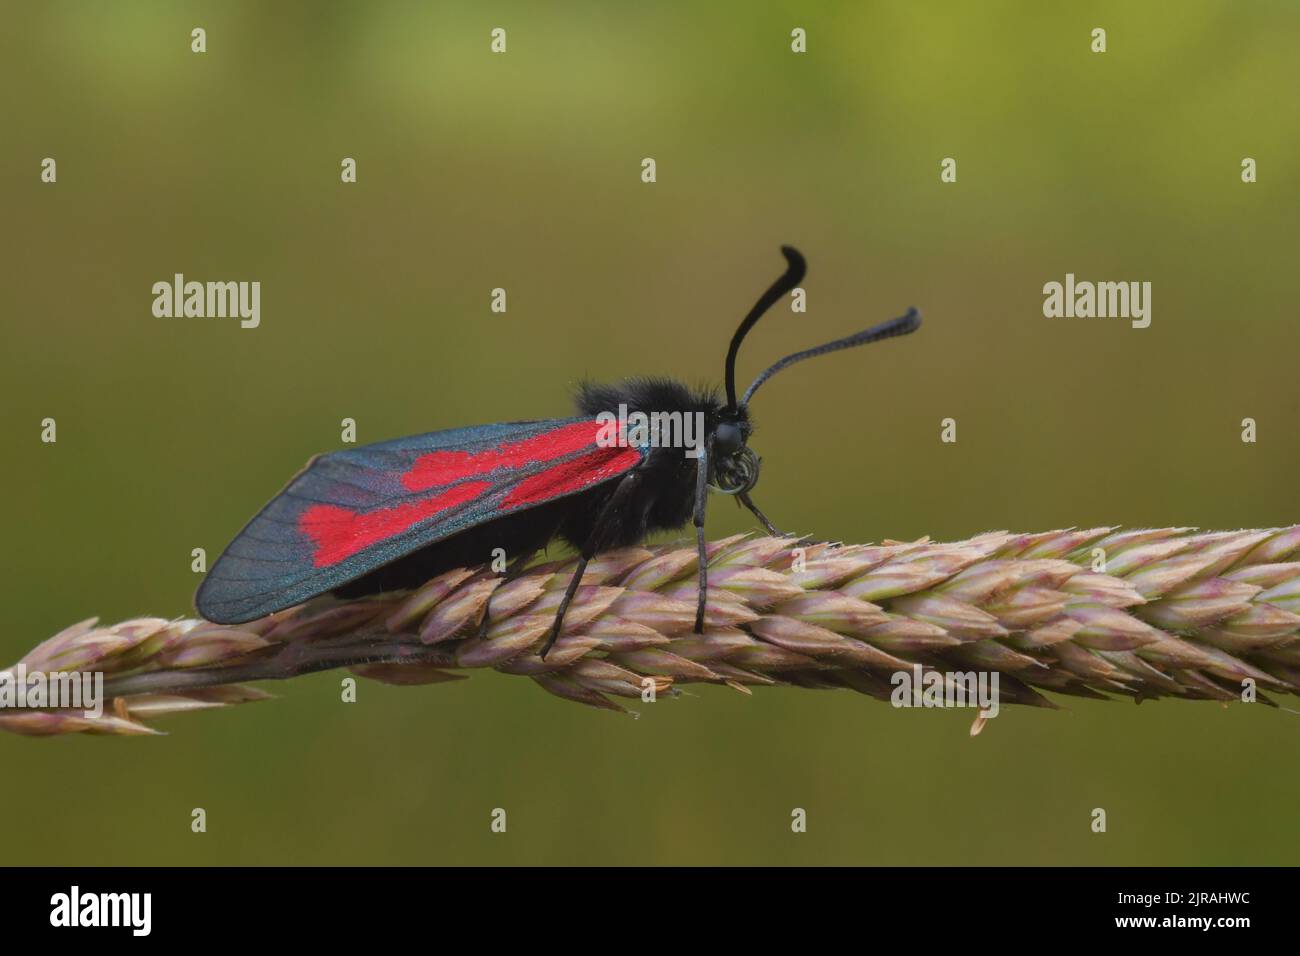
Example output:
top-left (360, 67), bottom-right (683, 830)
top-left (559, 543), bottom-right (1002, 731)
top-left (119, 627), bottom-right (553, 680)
top-left (4, 527), bottom-right (1299, 736)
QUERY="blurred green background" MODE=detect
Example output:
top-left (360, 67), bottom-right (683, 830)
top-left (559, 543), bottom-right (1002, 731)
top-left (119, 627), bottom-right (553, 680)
top-left (2, 0), bottom-right (1297, 865)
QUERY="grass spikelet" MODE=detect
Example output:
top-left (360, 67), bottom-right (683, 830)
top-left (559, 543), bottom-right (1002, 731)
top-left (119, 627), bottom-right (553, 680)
top-left (4, 527), bottom-right (1299, 736)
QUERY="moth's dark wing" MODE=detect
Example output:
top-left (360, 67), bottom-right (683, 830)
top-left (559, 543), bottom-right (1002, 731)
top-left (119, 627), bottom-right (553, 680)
top-left (195, 417), bottom-right (643, 624)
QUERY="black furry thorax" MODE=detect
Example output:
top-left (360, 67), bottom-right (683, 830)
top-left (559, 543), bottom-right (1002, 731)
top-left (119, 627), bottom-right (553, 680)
top-left (574, 377), bottom-right (751, 441)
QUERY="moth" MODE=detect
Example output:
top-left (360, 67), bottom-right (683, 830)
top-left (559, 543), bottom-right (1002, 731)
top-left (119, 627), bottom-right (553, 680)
top-left (196, 247), bottom-right (920, 656)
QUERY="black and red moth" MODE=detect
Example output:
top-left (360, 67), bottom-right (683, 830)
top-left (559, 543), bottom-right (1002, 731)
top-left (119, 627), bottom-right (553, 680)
top-left (196, 247), bottom-right (920, 655)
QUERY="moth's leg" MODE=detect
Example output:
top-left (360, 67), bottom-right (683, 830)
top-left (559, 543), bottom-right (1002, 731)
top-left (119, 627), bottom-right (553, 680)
top-left (475, 548), bottom-right (540, 639)
top-left (738, 490), bottom-right (785, 537)
top-left (541, 554), bottom-right (590, 661)
top-left (540, 471), bottom-right (643, 659)
top-left (693, 446), bottom-right (710, 634)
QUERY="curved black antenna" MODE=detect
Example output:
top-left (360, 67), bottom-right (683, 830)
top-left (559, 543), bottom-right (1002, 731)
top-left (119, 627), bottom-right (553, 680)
top-left (724, 245), bottom-right (806, 411)
top-left (740, 308), bottom-right (921, 406)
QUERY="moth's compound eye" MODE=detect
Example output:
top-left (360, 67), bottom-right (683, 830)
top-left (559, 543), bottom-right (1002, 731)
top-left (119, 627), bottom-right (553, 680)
top-left (714, 421), bottom-right (743, 456)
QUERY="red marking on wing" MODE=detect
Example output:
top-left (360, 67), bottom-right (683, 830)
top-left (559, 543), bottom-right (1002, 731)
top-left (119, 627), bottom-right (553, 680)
top-left (503, 447), bottom-right (641, 508)
top-left (299, 481), bottom-right (492, 567)
top-left (402, 420), bottom-right (608, 492)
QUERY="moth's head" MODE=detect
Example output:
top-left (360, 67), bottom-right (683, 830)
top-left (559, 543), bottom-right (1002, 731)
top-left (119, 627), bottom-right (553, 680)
top-left (708, 406), bottom-right (758, 495)
top-left (710, 245), bottom-right (921, 495)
